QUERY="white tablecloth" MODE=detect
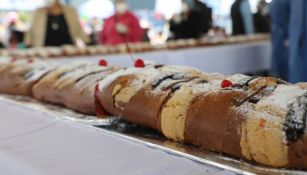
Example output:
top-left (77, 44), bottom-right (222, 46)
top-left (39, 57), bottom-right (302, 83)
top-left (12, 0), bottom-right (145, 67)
top-left (0, 100), bottom-right (235, 175)
top-left (49, 41), bottom-right (271, 75)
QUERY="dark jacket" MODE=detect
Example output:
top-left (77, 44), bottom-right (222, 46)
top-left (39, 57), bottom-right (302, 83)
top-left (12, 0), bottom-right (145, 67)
top-left (194, 1), bottom-right (212, 34)
top-left (170, 10), bottom-right (204, 40)
top-left (254, 13), bottom-right (270, 33)
top-left (231, 0), bottom-right (254, 35)
top-left (231, 0), bottom-right (245, 35)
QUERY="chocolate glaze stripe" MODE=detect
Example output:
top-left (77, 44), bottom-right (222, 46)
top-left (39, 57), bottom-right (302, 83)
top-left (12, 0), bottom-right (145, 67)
top-left (29, 68), bottom-right (59, 96)
top-left (247, 85), bottom-right (277, 104)
top-left (157, 77), bottom-right (209, 132)
top-left (74, 68), bottom-right (113, 84)
top-left (152, 73), bottom-right (185, 89)
top-left (79, 71), bottom-right (116, 94)
top-left (276, 78), bottom-right (289, 85)
top-left (152, 74), bottom-right (175, 89)
top-left (157, 80), bottom-right (194, 131)
top-left (56, 64), bottom-right (89, 79)
top-left (24, 66), bottom-right (47, 80)
top-left (196, 79), bottom-right (209, 84)
top-left (232, 76), bottom-right (259, 89)
top-left (235, 85), bottom-right (269, 106)
top-left (153, 64), bottom-right (165, 69)
top-left (245, 76), bottom-right (259, 84)
top-left (162, 77), bottom-right (200, 91)
top-left (285, 92), bottom-right (307, 141)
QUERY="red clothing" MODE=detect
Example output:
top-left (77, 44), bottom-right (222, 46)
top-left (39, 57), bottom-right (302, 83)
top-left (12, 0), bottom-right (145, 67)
top-left (99, 12), bottom-right (143, 45)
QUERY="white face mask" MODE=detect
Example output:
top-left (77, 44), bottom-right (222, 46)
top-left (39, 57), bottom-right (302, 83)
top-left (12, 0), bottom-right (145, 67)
top-left (116, 2), bottom-right (129, 14)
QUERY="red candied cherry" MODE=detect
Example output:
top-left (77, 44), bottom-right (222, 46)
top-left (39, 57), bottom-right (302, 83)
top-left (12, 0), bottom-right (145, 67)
top-left (221, 80), bottom-right (233, 88)
top-left (28, 59), bottom-right (34, 64)
top-left (134, 58), bottom-right (145, 68)
top-left (99, 59), bottom-right (108, 66)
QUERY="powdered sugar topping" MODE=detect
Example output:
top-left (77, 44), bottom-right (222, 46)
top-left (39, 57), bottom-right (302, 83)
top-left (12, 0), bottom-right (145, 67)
top-left (258, 85), bottom-right (306, 110)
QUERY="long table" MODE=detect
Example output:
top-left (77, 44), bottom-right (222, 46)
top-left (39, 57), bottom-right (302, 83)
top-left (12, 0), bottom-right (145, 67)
top-left (49, 41), bottom-right (271, 75)
top-left (0, 98), bottom-right (236, 175)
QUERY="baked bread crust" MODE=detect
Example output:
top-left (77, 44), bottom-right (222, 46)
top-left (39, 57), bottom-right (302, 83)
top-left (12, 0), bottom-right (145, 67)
top-left (1, 59), bottom-right (307, 169)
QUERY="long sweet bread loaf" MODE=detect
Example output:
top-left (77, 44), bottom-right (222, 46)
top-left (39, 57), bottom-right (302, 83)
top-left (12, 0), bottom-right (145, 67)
top-left (63, 66), bottom-right (119, 115)
top-left (96, 67), bottom-right (159, 117)
top-left (0, 60), bottom-right (54, 96)
top-left (32, 63), bottom-right (89, 103)
top-left (95, 65), bottom-right (215, 121)
top-left (32, 63), bottom-right (118, 114)
top-left (1, 58), bottom-right (307, 169)
top-left (96, 66), bottom-right (307, 169)
top-left (95, 64), bottom-right (226, 127)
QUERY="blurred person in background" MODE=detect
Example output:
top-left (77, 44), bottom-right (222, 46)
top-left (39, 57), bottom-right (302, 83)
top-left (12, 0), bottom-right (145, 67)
top-left (287, 0), bottom-right (307, 82)
top-left (270, 0), bottom-right (307, 83)
top-left (270, 0), bottom-right (289, 81)
top-left (25, 0), bottom-right (89, 47)
top-left (88, 17), bottom-right (102, 45)
top-left (169, 1), bottom-right (206, 40)
top-left (99, 0), bottom-right (143, 45)
top-left (9, 30), bottom-right (25, 49)
top-left (193, 0), bottom-right (212, 35)
top-left (231, 0), bottom-right (254, 35)
top-left (254, 0), bottom-right (270, 33)
top-left (169, 2), bottom-right (189, 40)
top-left (0, 12), bottom-right (25, 48)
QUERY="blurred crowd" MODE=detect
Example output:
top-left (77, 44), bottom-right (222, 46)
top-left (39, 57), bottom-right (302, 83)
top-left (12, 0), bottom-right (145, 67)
top-left (1, 0), bottom-right (305, 82)
top-left (0, 0), bottom-right (270, 49)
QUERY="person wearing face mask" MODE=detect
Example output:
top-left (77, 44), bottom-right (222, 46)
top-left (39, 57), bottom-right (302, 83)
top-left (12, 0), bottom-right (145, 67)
top-left (169, 1), bottom-right (205, 40)
top-left (193, 0), bottom-right (212, 34)
top-left (25, 0), bottom-right (89, 47)
top-left (99, 0), bottom-right (143, 45)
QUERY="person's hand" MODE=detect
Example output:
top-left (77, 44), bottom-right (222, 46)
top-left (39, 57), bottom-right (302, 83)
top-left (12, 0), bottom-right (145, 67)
top-left (115, 23), bottom-right (128, 34)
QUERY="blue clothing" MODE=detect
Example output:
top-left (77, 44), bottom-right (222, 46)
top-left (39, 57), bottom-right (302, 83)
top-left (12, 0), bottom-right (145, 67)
top-left (240, 0), bottom-right (254, 34)
top-left (288, 0), bottom-right (307, 83)
top-left (269, 0), bottom-right (290, 80)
